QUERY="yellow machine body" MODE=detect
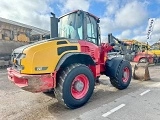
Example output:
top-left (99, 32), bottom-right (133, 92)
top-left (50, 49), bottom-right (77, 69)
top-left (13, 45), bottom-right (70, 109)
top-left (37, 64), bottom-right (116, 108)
top-left (19, 39), bottom-right (80, 74)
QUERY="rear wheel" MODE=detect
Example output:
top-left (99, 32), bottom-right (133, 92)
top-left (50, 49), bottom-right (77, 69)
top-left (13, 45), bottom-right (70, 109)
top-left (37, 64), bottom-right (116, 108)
top-left (110, 60), bottom-right (132, 90)
top-left (54, 63), bottom-right (95, 109)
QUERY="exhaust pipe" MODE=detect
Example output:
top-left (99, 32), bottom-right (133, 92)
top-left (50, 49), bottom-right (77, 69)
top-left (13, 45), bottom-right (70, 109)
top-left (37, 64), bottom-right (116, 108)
top-left (50, 12), bottom-right (59, 38)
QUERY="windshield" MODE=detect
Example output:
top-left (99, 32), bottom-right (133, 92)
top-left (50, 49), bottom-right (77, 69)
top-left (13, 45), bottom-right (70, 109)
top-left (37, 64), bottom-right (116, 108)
top-left (58, 12), bottom-right (83, 40)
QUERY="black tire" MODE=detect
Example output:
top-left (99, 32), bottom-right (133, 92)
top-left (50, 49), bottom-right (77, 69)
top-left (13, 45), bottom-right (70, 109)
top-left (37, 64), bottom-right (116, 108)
top-left (54, 63), bottom-right (95, 109)
top-left (153, 57), bottom-right (159, 65)
top-left (139, 58), bottom-right (148, 63)
top-left (110, 60), bottom-right (132, 90)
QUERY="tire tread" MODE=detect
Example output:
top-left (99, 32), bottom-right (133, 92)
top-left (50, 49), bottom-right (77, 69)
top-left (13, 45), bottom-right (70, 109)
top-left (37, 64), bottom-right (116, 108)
top-left (54, 63), bottom-right (90, 108)
top-left (110, 60), bottom-right (132, 90)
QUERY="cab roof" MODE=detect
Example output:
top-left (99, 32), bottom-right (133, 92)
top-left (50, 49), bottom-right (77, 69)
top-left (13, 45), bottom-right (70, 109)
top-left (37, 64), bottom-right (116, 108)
top-left (59, 10), bottom-right (100, 21)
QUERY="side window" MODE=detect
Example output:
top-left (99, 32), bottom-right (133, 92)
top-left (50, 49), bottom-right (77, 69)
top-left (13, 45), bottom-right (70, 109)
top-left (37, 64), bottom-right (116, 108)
top-left (86, 16), bottom-right (97, 44)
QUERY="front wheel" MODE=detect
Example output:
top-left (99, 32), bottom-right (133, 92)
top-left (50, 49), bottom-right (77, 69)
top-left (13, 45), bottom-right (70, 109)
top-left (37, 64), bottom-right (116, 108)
top-left (110, 60), bottom-right (132, 90)
top-left (153, 57), bottom-right (159, 64)
top-left (54, 63), bottom-right (95, 109)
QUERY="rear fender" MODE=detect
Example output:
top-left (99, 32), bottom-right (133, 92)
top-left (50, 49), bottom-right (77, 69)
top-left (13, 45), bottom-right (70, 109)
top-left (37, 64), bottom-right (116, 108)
top-left (105, 57), bottom-right (123, 77)
top-left (55, 52), bottom-right (95, 71)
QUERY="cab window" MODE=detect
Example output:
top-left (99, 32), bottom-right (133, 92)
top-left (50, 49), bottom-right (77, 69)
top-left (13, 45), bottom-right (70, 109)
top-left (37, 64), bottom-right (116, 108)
top-left (59, 12), bottom-right (83, 40)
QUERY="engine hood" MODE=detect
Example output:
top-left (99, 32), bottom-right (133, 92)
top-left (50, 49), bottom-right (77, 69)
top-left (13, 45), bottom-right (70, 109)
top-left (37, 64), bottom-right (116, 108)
top-left (13, 37), bottom-right (67, 54)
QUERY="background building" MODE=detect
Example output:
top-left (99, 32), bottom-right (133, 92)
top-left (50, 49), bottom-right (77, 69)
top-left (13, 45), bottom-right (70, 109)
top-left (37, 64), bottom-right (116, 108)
top-left (0, 17), bottom-right (50, 67)
top-left (151, 40), bottom-right (160, 50)
top-left (0, 17), bottom-right (50, 42)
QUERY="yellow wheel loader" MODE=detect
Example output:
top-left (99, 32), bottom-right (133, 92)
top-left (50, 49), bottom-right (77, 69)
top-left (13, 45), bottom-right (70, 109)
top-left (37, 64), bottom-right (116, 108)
top-left (7, 10), bottom-right (132, 109)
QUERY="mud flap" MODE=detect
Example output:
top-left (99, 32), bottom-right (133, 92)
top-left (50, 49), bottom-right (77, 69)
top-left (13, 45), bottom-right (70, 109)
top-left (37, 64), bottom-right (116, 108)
top-left (133, 62), bottom-right (150, 81)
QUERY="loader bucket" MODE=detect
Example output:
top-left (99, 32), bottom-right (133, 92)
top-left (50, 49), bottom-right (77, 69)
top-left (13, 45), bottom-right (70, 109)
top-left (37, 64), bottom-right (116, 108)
top-left (133, 62), bottom-right (150, 81)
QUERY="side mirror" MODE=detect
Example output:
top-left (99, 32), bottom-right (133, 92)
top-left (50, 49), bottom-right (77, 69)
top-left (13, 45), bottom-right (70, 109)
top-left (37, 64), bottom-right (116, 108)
top-left (110, 43), bottom-right (115, 46)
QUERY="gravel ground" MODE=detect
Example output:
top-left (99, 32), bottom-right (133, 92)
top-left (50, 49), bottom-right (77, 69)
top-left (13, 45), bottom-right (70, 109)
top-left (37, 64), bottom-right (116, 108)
top-left (0, 64), bottom-right (160, 120)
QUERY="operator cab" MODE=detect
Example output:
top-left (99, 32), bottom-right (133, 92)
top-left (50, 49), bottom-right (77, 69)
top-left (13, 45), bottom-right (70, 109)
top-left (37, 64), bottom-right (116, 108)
top-left (58, 10), bottom-right (101, 46)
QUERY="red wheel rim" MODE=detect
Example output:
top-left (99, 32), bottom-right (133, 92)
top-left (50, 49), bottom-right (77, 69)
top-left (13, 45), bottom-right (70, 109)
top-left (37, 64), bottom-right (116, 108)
top-left (71, 74), bottom-right (89, 99)
top-left (122, 67), bottom-right (130, 83)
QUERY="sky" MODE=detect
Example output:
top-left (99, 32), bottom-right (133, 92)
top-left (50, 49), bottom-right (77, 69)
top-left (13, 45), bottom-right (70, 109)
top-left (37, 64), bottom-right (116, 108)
top-left (0, 0), bottom-right (160, 45)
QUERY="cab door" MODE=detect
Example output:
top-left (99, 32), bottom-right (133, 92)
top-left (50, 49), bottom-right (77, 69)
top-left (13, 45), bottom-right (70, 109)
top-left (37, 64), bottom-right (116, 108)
top-left (83, 14), bottom-right (100, 63)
